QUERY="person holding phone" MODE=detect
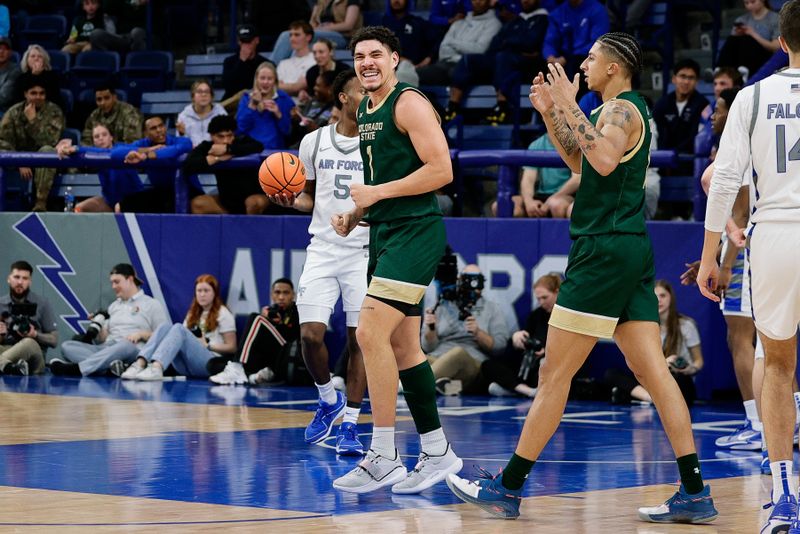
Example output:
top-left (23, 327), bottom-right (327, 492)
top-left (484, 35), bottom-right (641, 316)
top-left (236, 62), bottom-right (294, 149)
top-left (717, 0), bottom-right (780, 78)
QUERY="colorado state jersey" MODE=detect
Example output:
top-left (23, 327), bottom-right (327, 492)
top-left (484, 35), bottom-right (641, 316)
top-left (570, 91), bottom-right (652, 237)
top-left (357, 82), bottom-right (441, 223)
top-left (298, 123), bottom-right (369, 248)
top-left (707, 68), bottom-right (800, 230)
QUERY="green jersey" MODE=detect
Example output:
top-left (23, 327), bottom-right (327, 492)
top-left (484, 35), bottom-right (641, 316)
top-left (570, 91), bottom-right (652, 238)
top-left (357, 82), bottom-right (441, 223)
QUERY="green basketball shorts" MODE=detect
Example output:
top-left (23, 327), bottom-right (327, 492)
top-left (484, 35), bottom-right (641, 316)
top-left (549, 233), bottom-right (659, 338)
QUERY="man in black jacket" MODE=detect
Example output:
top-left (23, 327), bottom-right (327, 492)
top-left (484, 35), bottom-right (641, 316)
top-left (444, 0), bottom-right (550, 123)
top-left (184, 115), bottom-right (266, 214)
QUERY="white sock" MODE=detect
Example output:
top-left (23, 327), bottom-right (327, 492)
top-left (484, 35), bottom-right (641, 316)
top-left (343, 405), bottom-right (360, 425)
top-left (744, 400), bottom-right (758, 424)
top-left (771, 461), bottom-right (797, 503)
top-left (370, 426), bottom-right (396, 458)
top-left (753, 419), bottom-right (764, 432)
top-left (794, 392), bottom-right (800, 423)
top-left (315, 381), bottom-right (337, 405)
top-left (420, 427), bottom-right (448, 456)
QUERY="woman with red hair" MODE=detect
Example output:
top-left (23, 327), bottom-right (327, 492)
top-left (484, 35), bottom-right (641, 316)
top-left (120, 274), bottom-right (237, 380)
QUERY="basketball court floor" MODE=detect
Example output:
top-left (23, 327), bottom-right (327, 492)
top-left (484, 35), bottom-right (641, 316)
top-left (0, 375), bottom-right (781, 532)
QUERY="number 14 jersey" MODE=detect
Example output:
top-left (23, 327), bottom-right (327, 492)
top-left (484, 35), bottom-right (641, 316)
top-left (298, 123), bottom-right (369, 248)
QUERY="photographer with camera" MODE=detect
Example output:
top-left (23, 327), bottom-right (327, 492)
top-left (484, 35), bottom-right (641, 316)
top-left (208, 278), bottom-right (300, 385)
top-left (482, 274), bottom-right (561, 398)
top-left (51, 264), bottom-right (168, 376)
top-left (605, 280), bottom-right (704, 406)
top-left (0, 261), bottom-right (58, 375)
top-left (422, 263), bottom-right (509, 395)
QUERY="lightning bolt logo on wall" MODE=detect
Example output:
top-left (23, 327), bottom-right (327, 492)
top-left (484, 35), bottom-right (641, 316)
top-left (12, 213), bottom-right (90, 334)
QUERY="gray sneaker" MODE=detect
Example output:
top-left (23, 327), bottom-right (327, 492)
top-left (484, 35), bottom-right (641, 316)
top-left (109, 359), bottom-right (127, 377)
top-left (391, 443), bottom-right (463, 494)
top-left (333, 449), bottom-right (407, 494)
top-left (13, 360), bottom-right (29, 376)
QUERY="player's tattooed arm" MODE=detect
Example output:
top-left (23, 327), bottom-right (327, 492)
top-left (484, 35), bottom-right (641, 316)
top-left (542, 108), bottom-right (582, 173)
top-left (561, 100), bottom-right (635, 176)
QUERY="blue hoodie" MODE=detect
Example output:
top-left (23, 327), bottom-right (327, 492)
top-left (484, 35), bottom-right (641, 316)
top-left (543, 0), bottom-right (609, 60)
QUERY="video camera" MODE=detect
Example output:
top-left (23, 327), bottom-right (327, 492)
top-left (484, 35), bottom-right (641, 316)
top-left (1, 302), bottom-right (38, 343)
top-left (433, 247), bottom-right (485, 321)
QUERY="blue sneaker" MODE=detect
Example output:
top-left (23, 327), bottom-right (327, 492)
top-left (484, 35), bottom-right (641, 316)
top-left (763, 449), bottom-right (772, 475)
top-left (637, 484), bottom-right (718, 524)
top-left (731, 427), bottom-right (763, 451)
top-left (446, 467), bottom-right (522, 519)
top-left (762, 493), bottom-right (798, 533)
top-left (304, 391), bottom-right (346, 444)
top-left (716, 419), bottom-right (759, 448)
top-left (335, 422), bottom-right (364, 456)
top-left (790, 517), bottom-right (800, 534)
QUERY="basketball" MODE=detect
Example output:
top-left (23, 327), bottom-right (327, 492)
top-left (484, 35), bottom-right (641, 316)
top-left (258, 152), bottom-right (306, 196)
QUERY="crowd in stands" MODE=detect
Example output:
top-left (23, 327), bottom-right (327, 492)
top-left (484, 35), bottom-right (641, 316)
top-left (0, 0), bottom-right (792, 217)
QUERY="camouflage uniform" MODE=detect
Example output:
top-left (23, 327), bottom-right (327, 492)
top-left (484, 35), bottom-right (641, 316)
top-left (81, 101), bottom-right (143, 145)
top-left (0, 100), bottom-right (65, 211)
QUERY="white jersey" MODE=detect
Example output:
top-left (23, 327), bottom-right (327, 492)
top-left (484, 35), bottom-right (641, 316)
top-left (298, 123), bottom-right (369, 248)
top-left (706, 68), bottom-right (800, 231)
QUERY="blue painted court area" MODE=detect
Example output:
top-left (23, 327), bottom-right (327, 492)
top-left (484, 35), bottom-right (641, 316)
top-left (0, 375), bottom-right (768, 516)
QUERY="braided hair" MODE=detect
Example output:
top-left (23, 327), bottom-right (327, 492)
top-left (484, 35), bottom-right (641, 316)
top-left (596, 32), bottom-right (643, 78)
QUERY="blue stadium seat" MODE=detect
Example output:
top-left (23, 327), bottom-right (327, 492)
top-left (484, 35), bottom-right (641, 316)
top-left (60, 88), bottom-right (73, 114)
top-left (61, 127), bottom-right (81, 146)
top-left (47, 49), bottom-right (70, 75)
top-left (69, 51), bottom-right (120, 94)
top-left (184, 53), bottom-right (227, 78)
top-left (18, 15), bottom-right (67, 50)
top-left (140, 90), bottom-right (192, 118)
top-left (78, 87), bottom-right (129, 104)
top-left (119, 51), bottom-right (175, 107)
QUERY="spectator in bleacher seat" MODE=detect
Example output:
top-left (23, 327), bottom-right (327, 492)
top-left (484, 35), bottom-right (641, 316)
top-left (428, 0), bottom-right (472, 31)
top-left (270, 0), bottom-right (364, 64)
top-left (253, 1), bottom-right (312, 51)
top-left (605, 0), bottom-right (652, 33)
top-left (120, 274), bottom-right (237, 381)
top-left (382, 0), bottom-right (437, 71)
top-left (236, 62), bottom-right (294, 150)
top-left (176, 80), bottom-right (227, 147)
top-left (542, 0), bottom-right (609, 88)
top-left (652, 58), bottom-right (709, 173)
top-left (490, 133), bottom-right (571, 217)
top-left (416, 0), bottom-right (502, 86)
top-left (717, 0), bottom-right (780, 80)
top-left (62, 0), bottom-right (115, 55)
top-left (81, 83), bottom-right (142, 145)
top-left (56, 123), bottom-right (143, 212)
top-left (0, 260), bottom-right (58, 376)
top-left (298, 38), bottom-right (350, 104)
top-left (17, 45), bottom-right (63, 111)
top-left (422, 264), bottom-right (510, 395)
top-left (221, 24), bottom-right (273, 111)
top-left (277, 20), bottom-right (317, 100)
top-left (89, 0), bottom-right (146, 53)
top-left (443, 0), bottom-right (548, 123)
top-left (289, 70), bottom-right (336, 145)
top-left (0, 37), bottom-right (20, 115)
top-left (208, 277), bottom-right (300, 386)
top-left (185, 115), bottom-right (266, 215)
top-left (605, 280), bottom-right (703, 406)
top-left (482, 273), bottom-right (561, 398)
top-left (51, 263), bottom-right (169, 377)
top-left (112, 115), bottom-right (193, 213)
top-left (0, 76), bottom-right (64, 211)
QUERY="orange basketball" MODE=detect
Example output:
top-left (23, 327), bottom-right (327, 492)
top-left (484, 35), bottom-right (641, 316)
top-left (258, 152), bottom-right (306, 196)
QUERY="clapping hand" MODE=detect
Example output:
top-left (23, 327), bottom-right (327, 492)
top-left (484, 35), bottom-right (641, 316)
top-left (546, 62), bottom-right (580, 111)
top-left (529, 72), bottom-right (554, 114)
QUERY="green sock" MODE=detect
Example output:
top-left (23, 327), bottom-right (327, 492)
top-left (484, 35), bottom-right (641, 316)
top-left (676, 453), bottom-right (704, 494)
top-left (399, 361), bottom-right (441, 434)
top-left (502, 453), bottom-right (535, 490)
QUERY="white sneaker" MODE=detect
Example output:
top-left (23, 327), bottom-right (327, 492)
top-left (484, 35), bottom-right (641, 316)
top-left (247, 366), bottom-right (274, 385)
top-left (137, 365), bottom-right (164, 381)
top-left (488, 382), bottom-right (516, 397)
top-left (391, 443), bottom-right (463, 494)
top-left (210, 361), bottom-right (248, 385)
top-left (333, 449), bottom-right (407, 494)
top-left (121, 362), bottom-right (145, 380)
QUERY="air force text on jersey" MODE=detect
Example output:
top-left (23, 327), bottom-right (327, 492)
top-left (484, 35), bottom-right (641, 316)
top-left (317, 158), bottom-right (364, 171)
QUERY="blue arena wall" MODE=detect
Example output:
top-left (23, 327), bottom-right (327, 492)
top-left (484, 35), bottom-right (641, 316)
top-left (1, 213), bottom-right (733, 399)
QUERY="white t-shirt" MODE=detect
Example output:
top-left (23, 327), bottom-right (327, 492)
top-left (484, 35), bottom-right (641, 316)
top-left (277, 52), bottom-right (316, 86)
top-left (183, 305), bottom-right (236, 346)
top-left (706, 68), bottom-right (800, 231)
top-left (660, 317), bottom-right (701, 365)
top-left (107, 290), bottom-right (169, 344)
top-left (298, 123), bottom-right (369, 249)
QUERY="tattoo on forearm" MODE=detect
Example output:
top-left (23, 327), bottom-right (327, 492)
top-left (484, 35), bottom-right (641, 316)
top-left (566, 106), bottom-right (605, 153)
top-left (548, 109), bottom-right (579, 155)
